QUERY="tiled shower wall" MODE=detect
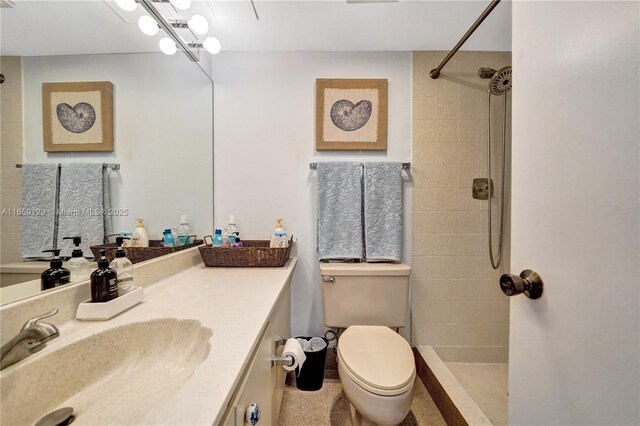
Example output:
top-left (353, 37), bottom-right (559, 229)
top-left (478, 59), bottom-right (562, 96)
top-left (0, 57), bottom-right (24, 264)
top-left (411, 51), bottom-right (511, 362)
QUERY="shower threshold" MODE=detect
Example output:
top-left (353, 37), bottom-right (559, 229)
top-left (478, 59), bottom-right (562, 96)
top-left (415, 345), bottom-right (508, 425)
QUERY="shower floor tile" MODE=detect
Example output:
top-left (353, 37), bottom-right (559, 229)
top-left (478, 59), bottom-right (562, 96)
top-left (445, 362), bottom-right (508, 425)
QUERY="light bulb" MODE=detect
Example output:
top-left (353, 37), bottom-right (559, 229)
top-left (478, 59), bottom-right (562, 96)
top-left (169, 0), bottom-right (191, 11)
top-left (115, 0), bottom-right (137, 11)
top-left (138, 16), bottom-right (159, 36)
top-left (188, 14), bottom-right (209, 35)
top-left (159, 37), bottom-right (177, 55)
top-left (203, 37), bottom-right (221, 54)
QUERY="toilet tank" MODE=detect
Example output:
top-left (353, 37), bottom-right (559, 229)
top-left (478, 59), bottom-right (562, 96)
top-left (320, 263), bottom-right (411, 328)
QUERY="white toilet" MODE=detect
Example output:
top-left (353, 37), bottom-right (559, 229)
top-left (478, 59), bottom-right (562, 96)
top-left (320, 263), bottom-right (414, 426)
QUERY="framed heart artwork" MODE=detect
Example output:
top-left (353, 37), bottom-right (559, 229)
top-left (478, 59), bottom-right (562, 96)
top-left (315, 78), bottom-right (388, 151)
top-left (42, 81), bottom-right (114, 152)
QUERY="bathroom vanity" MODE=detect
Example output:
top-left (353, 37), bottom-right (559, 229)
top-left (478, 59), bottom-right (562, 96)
top-left (0, 248), bottom-right (296, 425)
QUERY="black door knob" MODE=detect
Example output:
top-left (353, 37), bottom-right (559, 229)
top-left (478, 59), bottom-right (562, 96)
top-left (499, 269), bottom-right (544, 299)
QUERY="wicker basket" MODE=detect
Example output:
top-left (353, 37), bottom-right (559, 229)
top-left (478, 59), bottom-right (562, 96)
top-left (198, 237), bottom-right (294, 267)
top-left (90, 239), bottom-right (203, 264)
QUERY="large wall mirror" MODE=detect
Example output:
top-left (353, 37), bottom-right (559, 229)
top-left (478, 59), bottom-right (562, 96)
top-left (0, 1), bottom-right (214, 305)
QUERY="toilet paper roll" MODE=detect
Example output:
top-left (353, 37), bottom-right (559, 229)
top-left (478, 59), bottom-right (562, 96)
top-left (282, 338), bottom-right (307, 372)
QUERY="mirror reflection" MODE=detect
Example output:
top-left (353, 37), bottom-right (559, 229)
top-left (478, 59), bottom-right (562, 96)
top-left (0, 1), bottom-right (214, 305)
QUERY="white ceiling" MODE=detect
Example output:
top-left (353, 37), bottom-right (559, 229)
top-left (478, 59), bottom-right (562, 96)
top-left (0, 0), bottom-right (511, 56)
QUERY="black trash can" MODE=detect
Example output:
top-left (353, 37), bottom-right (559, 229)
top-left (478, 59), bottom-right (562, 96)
top-left (294, 336), bottom-right (328, 391)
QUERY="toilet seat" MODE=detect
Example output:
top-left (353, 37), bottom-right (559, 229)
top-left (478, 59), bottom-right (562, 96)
top-left (338, 326), bottom-right (416, 397)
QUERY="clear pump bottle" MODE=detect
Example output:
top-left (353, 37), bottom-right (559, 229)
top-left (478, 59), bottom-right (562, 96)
top-left (63, 236), bottom-right (90, 282)
top-left (109, 236), bottom-right (134, 294)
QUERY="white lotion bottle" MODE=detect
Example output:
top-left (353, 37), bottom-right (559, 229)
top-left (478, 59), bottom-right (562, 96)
top-left (270, 218), bottom-right (285, 248)
top-left (131, 218), bottom-right (149, 248)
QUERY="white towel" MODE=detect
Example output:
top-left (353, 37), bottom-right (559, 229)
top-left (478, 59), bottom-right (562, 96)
top-left (57, 164), bottom-right (112, 257)
top-left (20, 163), bottom-right (59, 258)
top-left (317, 162), bottom-right (364, 261)
top-left (364, 162), bottom-right (403, 262)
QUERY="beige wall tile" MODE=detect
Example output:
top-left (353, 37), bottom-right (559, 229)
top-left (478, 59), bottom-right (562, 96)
top-left (413, 95), bottom-right (435, 120)
top-left (456, 301), bottom-right (480, 324)
top-left (433, 211), bottom-right (456, 234)
top-left (412, 255), bottom-right (434, 280)
top-left (1, 212), bottom-right (21, 230)
top-left (435, 143), bottom-right (458, 166)
top-left (459, 143), bottom-right (481, 166)
top-left (457, 188), bottom-right (481, 211)
top-left (435, 96), bottom-right (459, 120)
top-left (0, 231), bottom-right (20, 253)
top-left (1, 166), bottom-right (22, 189)
top-left (0, 188), bottom-right (21, 209)
top-left (456, 211), bottom-right (481, 234)
top-left (434, 187), bottom-right (457, 211)
top-left (413, 142), bottom-right (435, 167)
top-left (411, 51), bottom-right (511, 352)
top-left (457, 280), bottom-right (480, 301)
top-left (434, 163), bottom-right (458, 188)
top-left (433, 255), bottom-right (457, 279)
top-left (458, 165), bottom-right (481, 188)
top-left (459, 119), bottom-right (481, 143)
top-left (457, 255), bottom-right (482, 279)
top-left (433, 234), bottom-right (457, 256)
top-left (425, 300), bottom-right (458, 324)
top-left (413, 119), bottom-right (435, 144)
top-left (457, 234), bottom-right (482, 256)
top-left (412, 211), bottom-right (434, 234)
top-left (412, 165), bottom-right (436, 188)
top-left (434, 120), bottom-right (458, 143)
top-left (413, 233), bottom-right (435, 256)
top-left (1, 252), bottom-right (21, 264)
top-left (479, 301), bottom-right (510, 325)
top-left (413, 188), bottom-right (435, 211)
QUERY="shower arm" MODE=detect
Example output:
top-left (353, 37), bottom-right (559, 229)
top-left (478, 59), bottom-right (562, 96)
top-left (429, 0), bottom-right (502, 79)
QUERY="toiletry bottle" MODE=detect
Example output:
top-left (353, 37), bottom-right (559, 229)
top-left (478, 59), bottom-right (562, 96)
top-left (131, 218), bottom-right (149, 248)
top-left (213, 229), bottom-right (223, 247)
top-left (110, 236), bottom-right (134, 295)
top-left (223, 215), bottom-right (239, 241)
top-left (277, 231), bottom-right (289, 248)
top-left (120, 232), bottom-right (132, 247)
top-left (226, 234), bottom-right (237, 248)
top-left (90, 249), bottom-right (118, 303)
top-left (63, 236), bottom-right (91, 282)
top-left (163, 229), bottom-right (175, 247)
top-left (234, 234), bottom-right (243, 248)
top-left (41, 249), bottom-right (71, 291)
top-left (270, 218), bottom-right (285, 248)
top-left (176, 215), bottom-right (192, 246)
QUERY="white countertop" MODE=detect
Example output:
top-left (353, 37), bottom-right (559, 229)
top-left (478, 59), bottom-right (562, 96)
top-left (23, 258), bottom-right (297, 425)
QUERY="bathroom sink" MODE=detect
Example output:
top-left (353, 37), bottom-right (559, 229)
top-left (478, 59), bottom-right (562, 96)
top-left (0, 318), bottom-right (212, 425)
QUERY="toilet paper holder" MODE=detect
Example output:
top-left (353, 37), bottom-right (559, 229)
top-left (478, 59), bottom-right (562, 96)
top-left (271, 355), bottom-right (294, 367)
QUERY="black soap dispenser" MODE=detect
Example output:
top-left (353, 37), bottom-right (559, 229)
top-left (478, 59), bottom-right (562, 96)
top-left (90, 249), bottom-right (119, 303)
top-left (41, 249), bottom-right (71, 291)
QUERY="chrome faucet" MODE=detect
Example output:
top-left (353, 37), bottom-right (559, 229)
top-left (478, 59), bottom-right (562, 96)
top-left (1, 308), bottom-right (59, 370)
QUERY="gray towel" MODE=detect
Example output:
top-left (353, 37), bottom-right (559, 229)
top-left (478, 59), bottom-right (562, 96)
top-left (317, 162), bottom-right (363, 261)
top-left (57, 164), bottom-right (112, 257)
top-left (20, 164), bottom-right (59, 258)
top-left (364, 162), bottom-right (403, 262)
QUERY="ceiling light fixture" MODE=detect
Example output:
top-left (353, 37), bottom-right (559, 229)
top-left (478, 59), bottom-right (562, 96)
top-left (189, 37), bottom-right (221, 55)
top-left (187, 14), bottom-right (209, 35)
top-left (125, 0), bottom-right (220, 62)
top-left (159, 37), bottom-right (177, 55)
top-left (138, 15), bottom-right (159, 36)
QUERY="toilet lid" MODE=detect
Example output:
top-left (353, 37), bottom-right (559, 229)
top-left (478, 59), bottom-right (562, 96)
top-left (338, 326), bottom-right (415, 395)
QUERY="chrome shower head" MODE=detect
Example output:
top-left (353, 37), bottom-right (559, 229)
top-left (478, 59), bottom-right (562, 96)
top-left (489, 66), bottom-right (512, 95)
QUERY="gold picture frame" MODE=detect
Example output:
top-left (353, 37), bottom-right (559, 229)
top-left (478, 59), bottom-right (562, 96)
top-left (315, 78), bottom-right (388, 151)
top-left (42, 81), bottom-right (114, 152)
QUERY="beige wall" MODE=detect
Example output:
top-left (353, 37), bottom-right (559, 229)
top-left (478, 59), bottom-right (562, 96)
top-left (411, 51), bottom-right (511, 362)
top-left (0, 57), bottom-right (23, 264)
